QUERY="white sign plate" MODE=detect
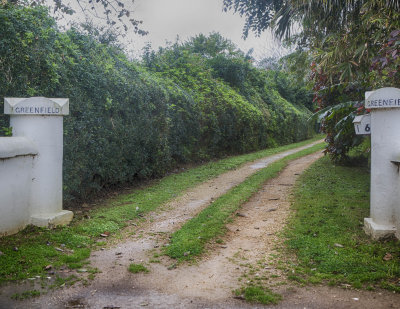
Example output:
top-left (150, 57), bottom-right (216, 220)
top-left (365, 87), bottom-right (400, 109)
top-left (353, 114), bottom-right (371, 135)
top-left (4, 97), bottom-right (69, 115)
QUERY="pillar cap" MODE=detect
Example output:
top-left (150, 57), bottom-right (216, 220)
top-left (4, 97), bottom-right (69, 115)
top-left (365, 87), bottom-right (400, 109)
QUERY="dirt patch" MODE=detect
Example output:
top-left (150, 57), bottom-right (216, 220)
top-left (2, 144), bottom-right (400, 308)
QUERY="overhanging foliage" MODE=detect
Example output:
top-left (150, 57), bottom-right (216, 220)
top-left (0, 5), bottom-right (313, 203)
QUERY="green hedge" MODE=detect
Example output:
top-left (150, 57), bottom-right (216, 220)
top-left (144, 35), bottom-right (313, 148)
top-left (0, 5), bottom-right (313, 203)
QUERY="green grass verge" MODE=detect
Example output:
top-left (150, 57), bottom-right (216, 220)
top-left (0, 135), bottom-right (322, 284)
top-left (235, 286), bottom-right (282, 305)
top-left (165, 143), bottom-right (325, 261)
top-left (283, 156), bottom-right (400, 291)
top-left (128, 263), bottom-right (149, 274)
top-left (10, 290), bottom-right (41, 300)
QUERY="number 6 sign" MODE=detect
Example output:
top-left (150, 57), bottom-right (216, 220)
top-left (353, 114), bottom-right (371, 135)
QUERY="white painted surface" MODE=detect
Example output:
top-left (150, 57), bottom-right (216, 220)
top-left (0, 136), bottom-right (37, 159)
top-left (10, 115), bottom-right (64, 215)
top-left (30, 210), bottom-right (74, 227)
top-left (353, 114), bottom-right (371, 135)
top-left (0, 144), bottom-right (35, 235)
top-left (1, 97), bottom-right (73, 235)
top-left (370, 108), bottom-right (400, 225)
top-left (364, 88), bottom-right (400, 239)
top-left (364, 218), bottom-right (396, 240)
top-left (4, 97), bottom-right (69, 115)
top-left (365, 87), bottom-right (400, 109)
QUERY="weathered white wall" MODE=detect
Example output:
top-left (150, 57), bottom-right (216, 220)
top-left (0, 137), bottom-right (37, 236)
top-left (368, 109), bottom-right (400, 237)
top-left (11, 116), bottom-right (64, 215)
top-left (1, 97), bottom-right (73, 236)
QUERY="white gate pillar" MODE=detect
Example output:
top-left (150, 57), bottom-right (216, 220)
top-left (4, 97), bottom-right (73, 227)
top-left (362, 88), bottom-right (400, 239)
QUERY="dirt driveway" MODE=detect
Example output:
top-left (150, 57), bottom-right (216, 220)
top-left (2, 142), bottom-right (400, 308)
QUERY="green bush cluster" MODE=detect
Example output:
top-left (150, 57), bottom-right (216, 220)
top-left (0, 5), bottom-right (313, 203)
top-left (144, 34), bottom-right (313, 148)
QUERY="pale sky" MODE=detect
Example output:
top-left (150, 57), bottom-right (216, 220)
top-left (51, 0), bottom-right (289, 61)
top-left (129, 0), bottom-right (288, 60)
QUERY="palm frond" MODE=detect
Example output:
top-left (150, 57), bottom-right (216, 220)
top-left (308, 100), bottom-right (359, 122)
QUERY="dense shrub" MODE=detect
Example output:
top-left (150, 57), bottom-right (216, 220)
top-left (0, 5), bottom-right (313, 203)
top-left (143, 46), bottom-right (271, 155)
top-left (144, 35), bottom-right (314, 147)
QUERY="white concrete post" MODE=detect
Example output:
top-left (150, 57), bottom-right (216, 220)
top-left (4, 97), bottom-right (73, 227)
top-left (363, 87), bottom-right (400, 239)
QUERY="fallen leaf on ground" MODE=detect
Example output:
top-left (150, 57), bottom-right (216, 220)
top-left (383, 253), bottom-right (393, 261)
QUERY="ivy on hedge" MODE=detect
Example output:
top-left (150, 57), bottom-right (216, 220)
top-left (0, 5), bottom-right (313, 203)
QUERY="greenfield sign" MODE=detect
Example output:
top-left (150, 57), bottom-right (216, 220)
top-left (4, 97), bottom-right (69, 115)
top-left (365, 87), bottom-right (400, 109)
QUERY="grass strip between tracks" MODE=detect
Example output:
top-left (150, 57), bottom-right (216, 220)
top-left (165, 143), bottom-right (325, 261)
top-left (0, 136), bottom-right (322, 284)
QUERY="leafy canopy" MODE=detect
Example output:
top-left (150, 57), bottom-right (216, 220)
top-left (224, 0), bottom-right (399, 162)
top-left (0, 4), bottom-right (313, 203)
top-left (3, 0), bottom-right (147, 36)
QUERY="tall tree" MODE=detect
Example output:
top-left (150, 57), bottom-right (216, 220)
top-left (224, 0), bottom-right (399, 161)
top-left (3, 0), bottom-right (147, 36)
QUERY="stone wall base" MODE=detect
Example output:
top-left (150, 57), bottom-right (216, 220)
top-left (364, 218), bottom-right (396, 240)
top-left (30, 210), bottom-right (73, 227)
